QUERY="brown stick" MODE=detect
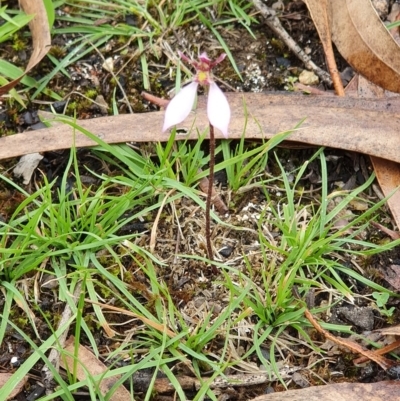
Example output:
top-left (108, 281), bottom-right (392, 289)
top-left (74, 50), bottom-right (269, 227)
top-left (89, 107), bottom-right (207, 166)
top-left (141, 91), bottom-right (170, 108)
top-left (251, 0), bottom-right (332, 85)
top-left (353, 338), bottom-right (400, 366)
top-left (303, 308), bottom-right (396, 370)
top-left (303, 0), bottom-right (345, 96)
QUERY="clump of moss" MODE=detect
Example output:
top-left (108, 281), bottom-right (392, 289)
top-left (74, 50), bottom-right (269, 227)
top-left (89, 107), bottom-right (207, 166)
top-left (11, 33), bottom-right (27, 52)
top-left (48, 45), bottom-right (67, 59)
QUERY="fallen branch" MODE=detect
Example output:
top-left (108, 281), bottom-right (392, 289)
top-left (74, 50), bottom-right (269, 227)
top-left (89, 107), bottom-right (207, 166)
top-left (3, 93), bottom-right (400, 164)
top-left (251, 0), bottom-right (332, 85)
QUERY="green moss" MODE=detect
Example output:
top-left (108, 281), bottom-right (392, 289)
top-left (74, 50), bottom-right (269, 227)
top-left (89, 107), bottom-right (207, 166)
top-left (84, 89), bottom-right (98, 99)
top-left (48, 45), bottom-right (67, 59)
top-left (11, 33), bottom-right (27, 52)
top-left (66, 101), bottom-right (78, 114)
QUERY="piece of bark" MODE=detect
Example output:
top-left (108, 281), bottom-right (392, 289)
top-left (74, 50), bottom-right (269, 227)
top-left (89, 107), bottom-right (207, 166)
top-left (2, 93), bottom-right (400, 164)
top-left (250, 381), bottom-right (400, 401)
top-left (13, 153), bottom-right (43, 184)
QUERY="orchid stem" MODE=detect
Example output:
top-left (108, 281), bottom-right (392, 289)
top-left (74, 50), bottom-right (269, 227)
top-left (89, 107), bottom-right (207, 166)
top-left (205, 123), bottom-right (215, 267)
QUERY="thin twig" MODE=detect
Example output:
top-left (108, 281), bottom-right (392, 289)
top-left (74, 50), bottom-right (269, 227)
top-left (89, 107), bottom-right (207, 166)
top-left (251, 0), bottom-right (332, 85)
top-left (141, 91), bottom-right (170, 108)
top-left (303, 0), bottom-right (345, 95)
top-left (353, 338), bottom-right (400, 366)
top-left (303, 307), bottom-right (396, 370)
top-left (292, 287), bottom-right (397, 370)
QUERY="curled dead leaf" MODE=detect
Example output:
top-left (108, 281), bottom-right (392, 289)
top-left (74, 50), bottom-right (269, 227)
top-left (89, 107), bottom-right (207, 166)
top-left (0, 0), bottom-right (51, 96)
top-left (330, 0), bottom-right (400, 93)
top-left (60, 336), bottom-right (131, 401)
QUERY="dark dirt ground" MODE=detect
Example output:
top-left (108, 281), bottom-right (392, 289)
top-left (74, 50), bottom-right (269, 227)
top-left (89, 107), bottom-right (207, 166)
top-left (1, 1), bottom-right (400, 400)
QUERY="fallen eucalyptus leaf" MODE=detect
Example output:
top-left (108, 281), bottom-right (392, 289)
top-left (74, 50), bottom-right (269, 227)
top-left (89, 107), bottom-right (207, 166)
top-left (303, 0), bottom-right (344, 95)
top-left (0, 0), bottom-right (51, 96)
top-left (0, 373), bottom-right (28, 400)
top-left (251, 381), bottom-right (400, 401)
top-left (370, 157), bottom-right (400, 230)
top-left (330, 0), bottom-right (400, 93)
top-left (60, 336), bottom-right (131, 401)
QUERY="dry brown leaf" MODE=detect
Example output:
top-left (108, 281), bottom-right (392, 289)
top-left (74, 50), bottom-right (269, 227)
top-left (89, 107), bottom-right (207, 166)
top-left (303, 0), bottom-right (344, 95)
top-left (2, 93), bottom-right (400, 162)
top-left (344, 74), bottom-right (400, 230)
top-left (197, 172), bottom-right (229, 215)
top-left (0, 372), bottom-right (28, 400)
top-left (329, 0), bottom-right (400, 93)
top-left (0, 0), bottom-right (51, 96)
top-left (307, 0), bottom-right (400, 271)
top-left (60, 336), bottom-right (131, 401)
top-left (371, 157), bottom-right (400, 229)
top-left (250, 381), bottom-right (400, 401)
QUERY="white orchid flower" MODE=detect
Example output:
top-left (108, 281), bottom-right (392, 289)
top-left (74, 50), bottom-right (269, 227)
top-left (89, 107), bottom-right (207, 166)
top-left (162, 52), bottom-right (231, 138)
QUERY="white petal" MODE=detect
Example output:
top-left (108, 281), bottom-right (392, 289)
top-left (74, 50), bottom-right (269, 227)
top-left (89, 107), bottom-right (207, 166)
top-left (162, 82), bottom-right (198, 132)
top-left (207, 82), bottom-right (231, 138)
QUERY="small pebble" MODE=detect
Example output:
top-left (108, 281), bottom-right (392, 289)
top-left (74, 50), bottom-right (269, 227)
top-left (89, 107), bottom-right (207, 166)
top-left (218, 245), bottom-right (234, 258)
top-left (10, 356), bottom-right (20, 367)
top-left (387, 365), bottom-right (400, 379)
top-left (337, 306), bottom-right (375, 331)
top-left (292, 371), bottom-right (310, 388)
top-left (299, 70), bottom-right (319, 86)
